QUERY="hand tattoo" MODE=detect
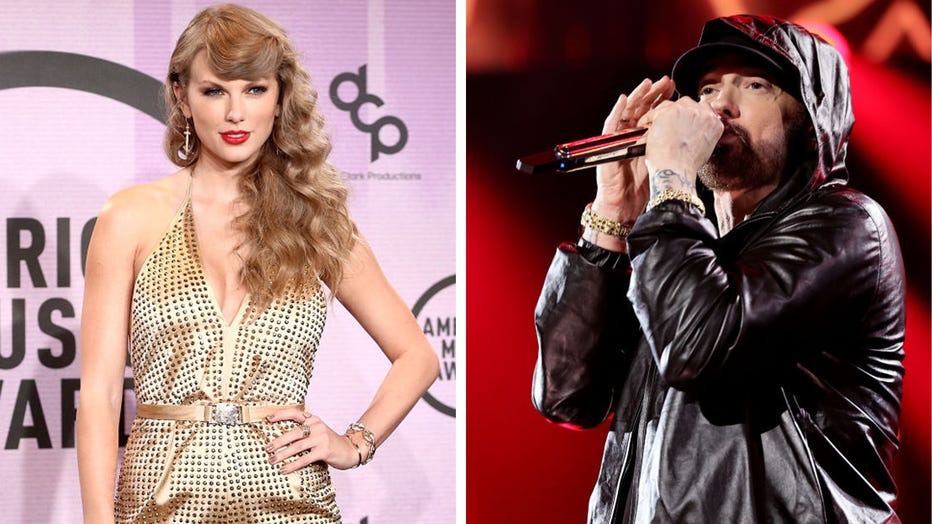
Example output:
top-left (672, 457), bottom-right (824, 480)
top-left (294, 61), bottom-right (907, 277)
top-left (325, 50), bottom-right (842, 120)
top-left (650, 169), bottom-right (693, 199)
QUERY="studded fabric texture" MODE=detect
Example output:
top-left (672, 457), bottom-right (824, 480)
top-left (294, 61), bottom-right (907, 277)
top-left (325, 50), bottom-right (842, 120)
top-left (115, 182), bottom-right (339, 523)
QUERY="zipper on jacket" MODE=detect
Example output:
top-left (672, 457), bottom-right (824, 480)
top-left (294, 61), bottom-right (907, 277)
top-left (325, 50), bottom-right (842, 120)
top-left (609, 364), bottom-right (655, 523)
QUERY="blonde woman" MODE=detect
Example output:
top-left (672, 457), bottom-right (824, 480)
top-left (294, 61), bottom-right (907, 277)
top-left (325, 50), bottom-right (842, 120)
top-left (76, 4), bottom-right (438, 522)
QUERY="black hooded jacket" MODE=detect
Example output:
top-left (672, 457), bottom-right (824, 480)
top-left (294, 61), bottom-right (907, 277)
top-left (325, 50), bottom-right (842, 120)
top-left (532, 15), bottom-right (905, 523)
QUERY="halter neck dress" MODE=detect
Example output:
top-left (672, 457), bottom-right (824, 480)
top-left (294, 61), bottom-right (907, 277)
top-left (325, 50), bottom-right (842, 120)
top-left (114, 177), bottom-right (340, 523)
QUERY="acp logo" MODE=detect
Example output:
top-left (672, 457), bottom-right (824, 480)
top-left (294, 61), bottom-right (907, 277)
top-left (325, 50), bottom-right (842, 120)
top-left (412, 275), bottom-right (455, 417)
top-left (329, 64), bottom-right (408, 162)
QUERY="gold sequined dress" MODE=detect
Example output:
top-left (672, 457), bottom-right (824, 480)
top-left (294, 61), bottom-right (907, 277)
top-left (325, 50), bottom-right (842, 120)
top-left (115, 181), bottom-right (340, 523)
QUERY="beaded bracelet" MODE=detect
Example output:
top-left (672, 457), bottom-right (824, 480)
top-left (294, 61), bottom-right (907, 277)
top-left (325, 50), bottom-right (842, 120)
top-left (646, 188), bottom-right (705, 215)
top-left (345, 422), bottom-right (377, 466)
top-left (580, 203), bottom-right (634, 238)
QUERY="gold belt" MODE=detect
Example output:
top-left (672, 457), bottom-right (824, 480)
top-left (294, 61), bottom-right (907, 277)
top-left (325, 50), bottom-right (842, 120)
top-left (137, 402), bottom-right (304, 425)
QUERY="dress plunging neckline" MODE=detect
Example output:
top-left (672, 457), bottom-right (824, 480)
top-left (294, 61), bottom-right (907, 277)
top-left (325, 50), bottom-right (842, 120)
top-left (185, 176), bottom-right (250, 328)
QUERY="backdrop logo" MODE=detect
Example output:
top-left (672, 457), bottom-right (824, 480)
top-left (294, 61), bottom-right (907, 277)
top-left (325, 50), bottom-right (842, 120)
top-left (412, 275), bottom-right (454, 417)
top-left (0, 50), bottom-right (165, 121)
top-left (0, 50), bottom-right (163, 450)
top-left (329, 64), bottom-right (408, 162)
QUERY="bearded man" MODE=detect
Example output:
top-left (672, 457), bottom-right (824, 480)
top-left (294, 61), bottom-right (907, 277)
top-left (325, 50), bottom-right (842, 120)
top-left (532, 15), bottom-right (905, 523)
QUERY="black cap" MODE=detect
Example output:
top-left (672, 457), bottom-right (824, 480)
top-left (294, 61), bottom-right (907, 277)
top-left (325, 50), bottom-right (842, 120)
top-left (672, 24), bottom-right (799, 100)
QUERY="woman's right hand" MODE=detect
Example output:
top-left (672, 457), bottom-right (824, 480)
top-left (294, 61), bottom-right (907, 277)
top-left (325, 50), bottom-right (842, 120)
top-left (593, 76), bottom-right (676, 224)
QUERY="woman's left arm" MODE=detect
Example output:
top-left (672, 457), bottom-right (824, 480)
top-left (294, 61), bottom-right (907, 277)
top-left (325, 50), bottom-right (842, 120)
top-left (334, 234), bottom-right (441, 444)
top-left (267, 235), bottom-right (440, 472)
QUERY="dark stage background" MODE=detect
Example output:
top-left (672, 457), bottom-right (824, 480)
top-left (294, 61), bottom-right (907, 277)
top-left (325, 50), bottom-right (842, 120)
top-left (466, 0), bottom-right (931, 522)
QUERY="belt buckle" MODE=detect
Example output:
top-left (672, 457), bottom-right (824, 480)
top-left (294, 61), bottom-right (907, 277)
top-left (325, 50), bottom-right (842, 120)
top-left (210, 403), bottom-right (242, 425)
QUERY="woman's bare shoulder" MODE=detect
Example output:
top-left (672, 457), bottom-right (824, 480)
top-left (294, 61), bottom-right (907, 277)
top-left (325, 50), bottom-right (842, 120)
top-left (93, 170), bottom-right (191, 253)
top-left (102, 170), bottom-right (189, 220)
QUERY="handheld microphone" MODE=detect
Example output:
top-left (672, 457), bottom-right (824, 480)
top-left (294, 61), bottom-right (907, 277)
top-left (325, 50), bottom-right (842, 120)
top-left (516, 126), bottom-right (647, 174)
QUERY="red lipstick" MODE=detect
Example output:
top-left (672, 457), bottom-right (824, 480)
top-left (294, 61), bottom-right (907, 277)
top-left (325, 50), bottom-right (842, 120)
top-left (221, 130), bottom-right (250, 145)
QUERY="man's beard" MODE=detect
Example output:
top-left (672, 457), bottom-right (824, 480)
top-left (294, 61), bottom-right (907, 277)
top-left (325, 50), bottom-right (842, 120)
top-left (698, 107), bottom-right (811, 191)
top-left (697, 122), bottom-right (786, 191)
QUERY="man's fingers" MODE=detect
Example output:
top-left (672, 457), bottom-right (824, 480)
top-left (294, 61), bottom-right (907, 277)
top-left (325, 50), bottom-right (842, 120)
top-left (622, 76), bottom-right (675, 124)
top-left (603, 93), bottom-right (630, 133)
top-left (628, 77), bottom-right (653, 100)
top-left (618, 79), bottom-right (652, 124)
top-left (651, 76), bottom-right (676, 107)
top-left (606, 76), bottom-right (677, 134)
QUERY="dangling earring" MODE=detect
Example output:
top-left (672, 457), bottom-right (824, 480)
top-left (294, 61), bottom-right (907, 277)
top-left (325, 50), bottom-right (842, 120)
top-left (183, 119), bottom-right (192, 156)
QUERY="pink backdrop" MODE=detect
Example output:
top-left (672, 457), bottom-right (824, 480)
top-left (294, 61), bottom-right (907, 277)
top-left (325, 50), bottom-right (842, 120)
top-left (0, 2), bottom-right (454, 522)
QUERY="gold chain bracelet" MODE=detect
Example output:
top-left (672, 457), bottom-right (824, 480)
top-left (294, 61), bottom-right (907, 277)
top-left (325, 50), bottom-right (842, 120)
top-left (645, 189), bottom-right (705, 215)
top-left (581, 203), bottom-right (634, 238)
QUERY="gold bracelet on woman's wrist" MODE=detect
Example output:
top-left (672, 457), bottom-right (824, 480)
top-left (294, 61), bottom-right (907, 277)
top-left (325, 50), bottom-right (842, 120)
top-left (343, 434), bottom-right (363, 468)
top-left (645, 189), bottom-right (705, 215)
top-left (345, 422), bottom-right (376, 466)
top-left (581, 203), bottom-right (634, 238)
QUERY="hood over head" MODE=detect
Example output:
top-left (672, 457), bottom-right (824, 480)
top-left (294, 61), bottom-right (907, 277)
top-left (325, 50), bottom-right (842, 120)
top-left (671, 15), bottom-right (853, 191)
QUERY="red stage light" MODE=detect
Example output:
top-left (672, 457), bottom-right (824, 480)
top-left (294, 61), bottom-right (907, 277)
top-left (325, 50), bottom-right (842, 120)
top-left (795, 20), bottom-right (852, 63)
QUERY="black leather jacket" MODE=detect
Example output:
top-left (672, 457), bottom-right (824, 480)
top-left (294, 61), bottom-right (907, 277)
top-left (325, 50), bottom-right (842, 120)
top-left (533, 16), bottom-right (905, 523)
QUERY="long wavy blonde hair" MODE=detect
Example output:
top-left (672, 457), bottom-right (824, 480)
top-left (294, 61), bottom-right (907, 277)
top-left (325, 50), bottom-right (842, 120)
top-left (164, 4), bottom-right (357, 306)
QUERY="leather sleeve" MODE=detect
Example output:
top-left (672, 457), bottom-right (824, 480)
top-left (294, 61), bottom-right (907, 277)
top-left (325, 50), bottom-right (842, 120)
top-left (531, 241), bottom-right (641, 428)
top-left (625, 192), bottom-right (905, 394)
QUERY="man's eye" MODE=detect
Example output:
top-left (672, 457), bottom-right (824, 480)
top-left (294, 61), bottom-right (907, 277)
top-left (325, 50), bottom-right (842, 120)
top-left (748, 81), bottom-right (767, 90)
top-left (698, 86), bottom-right (716, 96)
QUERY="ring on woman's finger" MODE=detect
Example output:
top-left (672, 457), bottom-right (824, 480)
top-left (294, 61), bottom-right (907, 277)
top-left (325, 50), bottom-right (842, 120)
top-left (301, 424), bottom-right (311, 438)
top-left (303, 410), bottom-right (312, 420)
